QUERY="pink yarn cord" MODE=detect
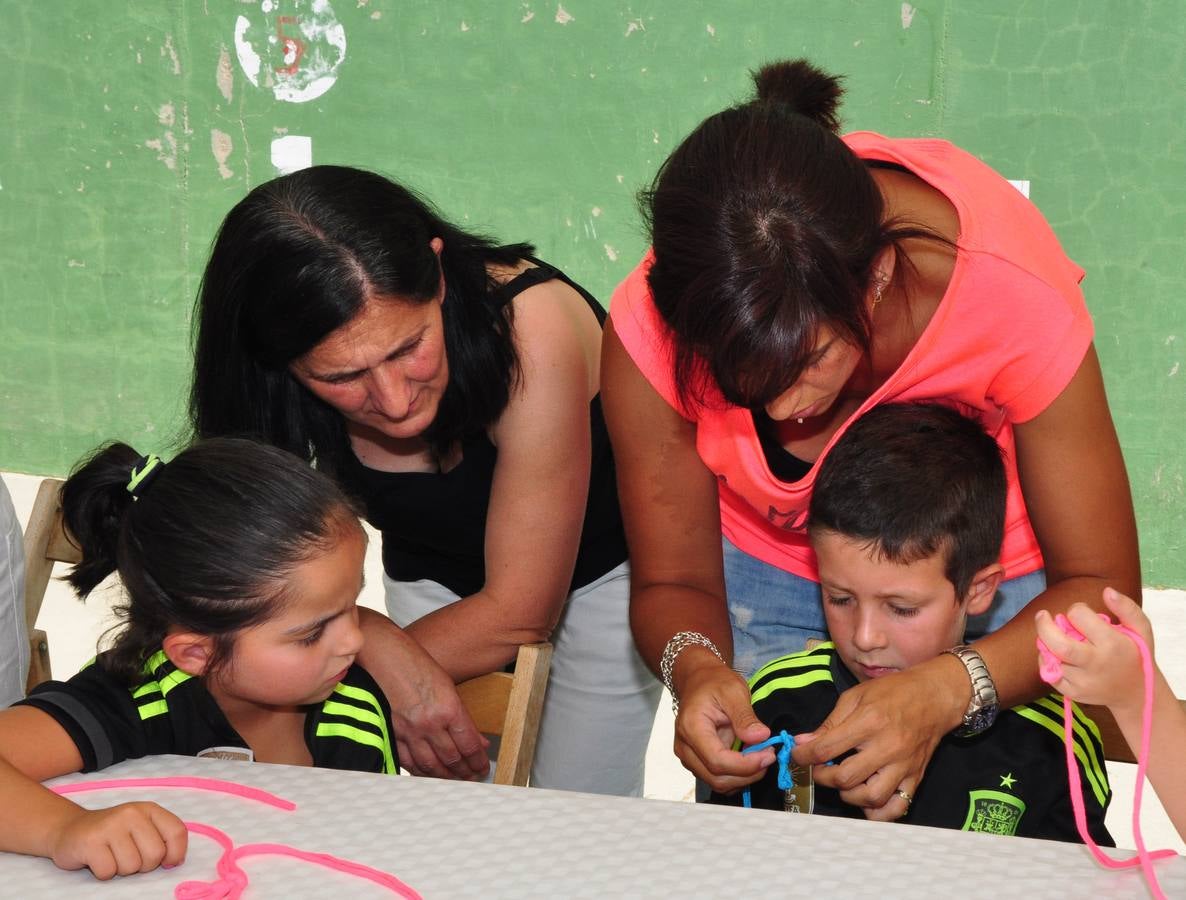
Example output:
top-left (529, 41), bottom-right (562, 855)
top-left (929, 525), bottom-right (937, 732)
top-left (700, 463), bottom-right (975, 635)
top-left (51, 775), bottom-right (422, 899)
top-left (51, 777), bottom-right (295, 811)
top-left (177, 822), bottom-right (422, 900)
top-left (1043, 622), bottom-right (1174, 900)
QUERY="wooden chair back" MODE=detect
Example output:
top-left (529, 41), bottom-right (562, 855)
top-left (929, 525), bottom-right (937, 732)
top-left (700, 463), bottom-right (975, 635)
top-left (456, 642), bottom-right (552, 787)
top-left (22, 478), bottom-right (77, 693)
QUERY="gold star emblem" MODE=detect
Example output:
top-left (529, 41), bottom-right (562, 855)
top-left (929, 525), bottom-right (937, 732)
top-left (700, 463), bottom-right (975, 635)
top-left (999, 773), bottom-right (1017, 789)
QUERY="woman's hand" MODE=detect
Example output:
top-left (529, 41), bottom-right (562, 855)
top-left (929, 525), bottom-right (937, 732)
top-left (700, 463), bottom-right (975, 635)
top-left (792, 657), bottom-right (964, 813)
top-left (356, 608), bottom-right (490, 780)
top-left (390, 665), bottom-right (491, 780)
top-left (672, 651), bottom-right (773, 792)
top-left (50, 802), bottom-right (188, 880)
top-left (1035, 588), bottom-right (1151, 715)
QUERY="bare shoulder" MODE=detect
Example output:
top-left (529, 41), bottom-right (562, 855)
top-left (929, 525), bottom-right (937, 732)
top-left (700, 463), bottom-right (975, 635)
top-left (497, 264), bottom-right (603, 396)
top-left (486, 259), bottom-right (600, 326)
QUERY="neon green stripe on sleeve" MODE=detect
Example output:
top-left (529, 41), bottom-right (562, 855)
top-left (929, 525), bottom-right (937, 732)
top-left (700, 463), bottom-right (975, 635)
top-left (750, 668), bottom-right (834, 706)
top-left (137, 699), bottom-right (168, 721)
top-left (748, 643), bottom-right (835, 688)
top-left (1033, 696), bottom-right (1108, 790)
top-left (315, 722), bottom-right (396, 773)
top-left (1013, 704), bottom-right (1109, 807)
top-left (322, 700), bottom-right (385, 731)
top-left (330, 683), bottom-right (396, 773)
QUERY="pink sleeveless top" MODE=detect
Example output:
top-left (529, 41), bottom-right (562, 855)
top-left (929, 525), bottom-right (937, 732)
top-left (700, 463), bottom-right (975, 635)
top-left (610, 131), bottom-right (1093, 580)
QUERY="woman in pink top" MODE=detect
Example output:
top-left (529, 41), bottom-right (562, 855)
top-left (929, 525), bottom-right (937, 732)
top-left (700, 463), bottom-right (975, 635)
top-left (602, 59), bottom-right (1140, 814)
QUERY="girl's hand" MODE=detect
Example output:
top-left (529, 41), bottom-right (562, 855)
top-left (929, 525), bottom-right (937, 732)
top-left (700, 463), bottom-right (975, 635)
top-left (792, 663), bottom-right (955, 812)
top-left (50, 801), bottom-right (188, 880)
top-left (1034, 588), bottom-right (1152, 715)
top-left (674, 655), bottom-right (773, 793)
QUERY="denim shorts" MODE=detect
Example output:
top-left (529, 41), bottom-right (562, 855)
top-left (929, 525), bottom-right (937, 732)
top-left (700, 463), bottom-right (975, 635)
top-left (722, 536), bottom-right (1047, 679)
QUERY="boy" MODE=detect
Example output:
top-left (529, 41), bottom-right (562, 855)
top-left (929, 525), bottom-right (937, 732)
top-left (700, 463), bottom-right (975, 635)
top-left (712, 403), bottom-right (1112, 844)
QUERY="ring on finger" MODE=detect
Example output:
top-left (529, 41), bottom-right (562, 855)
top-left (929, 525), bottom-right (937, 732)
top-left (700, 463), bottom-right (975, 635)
top-left (895, 789), bottom-right (913, 806)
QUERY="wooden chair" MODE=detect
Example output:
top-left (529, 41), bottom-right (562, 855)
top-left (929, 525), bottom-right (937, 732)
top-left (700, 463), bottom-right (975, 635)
top-left (22, 478), bottom-right (76, 694)
top-left (456, 642), bottom-right (552, 787)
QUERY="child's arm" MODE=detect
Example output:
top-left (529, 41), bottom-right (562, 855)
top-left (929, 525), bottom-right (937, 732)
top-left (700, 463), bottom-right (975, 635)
top-left (1036, 588), bottom-right (1186, 842)
top-left (0, 706), bottom-right (188, 879)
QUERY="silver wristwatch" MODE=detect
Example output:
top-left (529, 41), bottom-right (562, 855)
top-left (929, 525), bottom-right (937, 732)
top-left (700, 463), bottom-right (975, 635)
top-left (943, 644), bottom-right (999, 737)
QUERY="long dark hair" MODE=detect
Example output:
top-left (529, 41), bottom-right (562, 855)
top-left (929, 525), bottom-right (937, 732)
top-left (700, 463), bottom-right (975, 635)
top-left (61, 438), bottom-right (362, 684)
top-left (189, 165), bottom-right (534, 467)
top-left (641, 59), bottom-right (950, 411)
top-left (809, 403), bottom-right (1006, 598)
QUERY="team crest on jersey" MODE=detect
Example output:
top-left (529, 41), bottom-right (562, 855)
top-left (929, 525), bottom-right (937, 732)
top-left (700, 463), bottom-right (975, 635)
top-left (962, 789), bottom-right (1025, 835)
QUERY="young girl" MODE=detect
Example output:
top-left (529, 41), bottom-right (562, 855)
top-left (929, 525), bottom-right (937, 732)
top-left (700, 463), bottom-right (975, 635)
top-left (1036, 589), bottom-right (1186, 842)
top-left (0, 438), bottom-right (396, 880)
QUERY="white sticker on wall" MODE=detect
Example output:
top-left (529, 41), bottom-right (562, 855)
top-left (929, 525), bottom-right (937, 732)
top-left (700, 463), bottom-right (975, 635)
top-left (272, 135), bottom-right (313, 173)
top-left (234, 0), bottom-right (346, 104)
top-left (1007, 179), bottom-right (1031, 198)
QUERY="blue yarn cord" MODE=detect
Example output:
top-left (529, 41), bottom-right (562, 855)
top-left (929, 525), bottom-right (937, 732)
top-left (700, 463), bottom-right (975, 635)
top-left (740, 731), bottom-right (795, 808)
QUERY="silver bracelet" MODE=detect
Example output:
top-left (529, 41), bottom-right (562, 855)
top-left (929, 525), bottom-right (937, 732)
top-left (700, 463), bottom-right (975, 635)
top-left (660, 631), bottom-right (725, 713)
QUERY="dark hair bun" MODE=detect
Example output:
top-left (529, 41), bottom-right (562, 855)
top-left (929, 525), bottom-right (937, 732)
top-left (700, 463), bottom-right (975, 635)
top-left (752, 59), bottom-right (844, 132)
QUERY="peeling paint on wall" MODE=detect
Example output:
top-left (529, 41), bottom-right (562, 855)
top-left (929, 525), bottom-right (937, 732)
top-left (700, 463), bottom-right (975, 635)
top-left (216, 45), bottom-right (234, 102)
top-left (211, 129), bottom-right (234, 179)
top-left (145, 131), bottom-right (178, 170)
top-left (162, 33), bottom-right (181, 74)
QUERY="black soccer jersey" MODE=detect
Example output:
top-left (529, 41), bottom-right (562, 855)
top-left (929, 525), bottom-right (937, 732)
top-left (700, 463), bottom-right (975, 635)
top-left (710, 643), bottom-right (1113, 845)
top-left (18, 649), bottom-right (399, 775)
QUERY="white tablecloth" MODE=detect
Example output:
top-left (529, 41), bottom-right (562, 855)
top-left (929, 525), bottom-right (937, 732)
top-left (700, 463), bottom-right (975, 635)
top-left (2, 755), bottom-right (1182, 898)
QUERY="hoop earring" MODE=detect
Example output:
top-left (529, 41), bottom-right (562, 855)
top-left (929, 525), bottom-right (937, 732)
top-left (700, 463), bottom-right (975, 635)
top-left (871, 276), bottom-right (888, 310)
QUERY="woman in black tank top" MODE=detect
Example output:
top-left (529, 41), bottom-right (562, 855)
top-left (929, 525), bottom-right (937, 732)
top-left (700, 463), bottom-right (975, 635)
top-left (190, 166), bottom-right (661, 795)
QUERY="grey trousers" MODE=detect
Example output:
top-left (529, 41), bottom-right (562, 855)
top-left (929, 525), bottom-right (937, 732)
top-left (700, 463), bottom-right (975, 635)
top-left (384, 561), bottom-right (662, 796)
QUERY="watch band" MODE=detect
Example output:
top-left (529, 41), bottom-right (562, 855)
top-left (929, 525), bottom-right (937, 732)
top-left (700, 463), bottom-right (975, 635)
top-left (943, 644), bottom-right (999, 737)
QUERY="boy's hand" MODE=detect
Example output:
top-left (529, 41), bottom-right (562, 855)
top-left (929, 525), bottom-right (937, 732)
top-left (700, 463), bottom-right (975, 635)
top-left (50, 801), bottom-right (188, 880)
top-left (1035, 588), bottom-right (1152, 715)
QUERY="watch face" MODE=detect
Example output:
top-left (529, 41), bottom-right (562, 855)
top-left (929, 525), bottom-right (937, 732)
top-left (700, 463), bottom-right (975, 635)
top-left (956, 704), bottom-right (1000, 737)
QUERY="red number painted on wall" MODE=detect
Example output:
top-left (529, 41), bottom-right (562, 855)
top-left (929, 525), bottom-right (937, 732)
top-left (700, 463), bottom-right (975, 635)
top-left (276, 16), bottom-right (305, 75)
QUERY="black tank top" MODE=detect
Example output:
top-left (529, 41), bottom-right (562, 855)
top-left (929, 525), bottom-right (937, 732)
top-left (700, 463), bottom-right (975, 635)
top-left (337, 261), bottom-right (627, 597)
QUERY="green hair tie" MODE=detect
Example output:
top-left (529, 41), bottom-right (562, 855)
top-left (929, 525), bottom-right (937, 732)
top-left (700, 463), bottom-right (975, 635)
top-left (126, 453), bottom-right (165, 498)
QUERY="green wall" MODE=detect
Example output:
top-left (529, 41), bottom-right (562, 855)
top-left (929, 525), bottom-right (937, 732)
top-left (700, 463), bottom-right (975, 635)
top-left (1, 2), bottom-right (1184, 583)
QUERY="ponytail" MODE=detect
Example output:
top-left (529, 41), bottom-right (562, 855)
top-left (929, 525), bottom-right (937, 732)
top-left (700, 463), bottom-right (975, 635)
top-left (60, 442), bottom-right (140, 598)
top-left (751, 59), bottom-right (844, 132)
top-left (60, 438), bottom-right (362, 685)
